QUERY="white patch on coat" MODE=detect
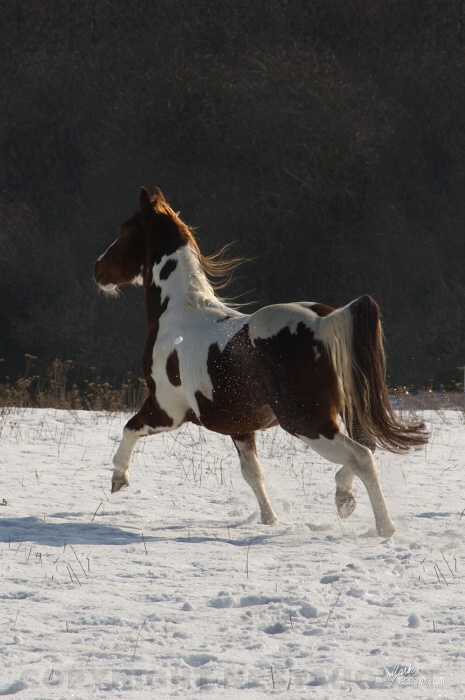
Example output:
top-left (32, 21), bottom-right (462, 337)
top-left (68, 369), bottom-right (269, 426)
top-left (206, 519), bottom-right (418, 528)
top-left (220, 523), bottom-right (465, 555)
top-left (248, 302), bottom-right (320, 347)
top-left (148, 247), bottom-right (247, 421)
top-left (152, 306), bottom-right (249, 420)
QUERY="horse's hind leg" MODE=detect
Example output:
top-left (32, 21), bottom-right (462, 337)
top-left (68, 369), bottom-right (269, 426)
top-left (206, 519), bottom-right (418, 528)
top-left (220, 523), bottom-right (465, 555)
top-left (111, 395), bottom-right (173, 493)
top-left (335, 412), bottom-right (376, 518)
top-left (334, 413), bottom-right (370, 517)
top-left (232, 433), bottom-right (278, 524)
top-left (335, 465), bottom-right (356, 519)
top-left (297, 430), bottom-right (395, 537)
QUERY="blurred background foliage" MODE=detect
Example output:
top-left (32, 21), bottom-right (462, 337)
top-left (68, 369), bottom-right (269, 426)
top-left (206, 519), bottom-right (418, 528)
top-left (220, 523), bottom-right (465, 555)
top-left (0, 0), bottom-right (464, 390)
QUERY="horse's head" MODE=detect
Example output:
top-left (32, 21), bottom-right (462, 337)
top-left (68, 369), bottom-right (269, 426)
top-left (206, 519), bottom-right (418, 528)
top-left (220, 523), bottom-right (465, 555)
top-left (95, 187), bottom-right (242, 307)
top-left (94, 187), bottom-right (192, 292)
top-left (94, 192), bottom-right (146, 292)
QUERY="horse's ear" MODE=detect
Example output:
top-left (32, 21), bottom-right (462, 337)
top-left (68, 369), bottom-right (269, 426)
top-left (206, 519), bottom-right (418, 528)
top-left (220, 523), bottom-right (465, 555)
top-left (153, 187), bottom-right (166, 202)
top-left (139, 187), bottom-right (152, 217)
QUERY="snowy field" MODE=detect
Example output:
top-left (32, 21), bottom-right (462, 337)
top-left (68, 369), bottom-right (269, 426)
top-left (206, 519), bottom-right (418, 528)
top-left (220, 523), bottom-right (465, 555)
top-left (0, 406), bottom-right (464, 699)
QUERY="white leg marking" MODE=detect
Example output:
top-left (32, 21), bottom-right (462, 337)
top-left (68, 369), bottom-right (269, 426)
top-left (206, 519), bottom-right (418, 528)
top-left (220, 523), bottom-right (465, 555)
top-left (233, 436), bottom-right (278, 525)
top-left (297, 432), bottom-right (395, 537)
top-left (111, 428), bottom-right (142, 491)
top-left (111, 424), bottom-right (164, 492)
top-left (335, 465), bottom-right (356, 519)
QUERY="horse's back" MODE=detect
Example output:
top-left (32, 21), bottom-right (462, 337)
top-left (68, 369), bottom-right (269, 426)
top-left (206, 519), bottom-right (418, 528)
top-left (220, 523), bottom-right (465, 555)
top-left (247, 302), bottom-right (324, 347)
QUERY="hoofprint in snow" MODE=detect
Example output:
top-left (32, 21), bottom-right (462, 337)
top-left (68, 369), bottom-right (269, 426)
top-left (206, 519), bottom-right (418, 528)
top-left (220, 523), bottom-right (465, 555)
top-left (0, 407), bottom-right (463, 698)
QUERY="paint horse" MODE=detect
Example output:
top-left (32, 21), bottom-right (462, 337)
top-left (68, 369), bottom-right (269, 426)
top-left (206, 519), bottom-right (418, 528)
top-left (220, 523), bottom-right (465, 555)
top-left (94, 188), bottom-right (428, 537)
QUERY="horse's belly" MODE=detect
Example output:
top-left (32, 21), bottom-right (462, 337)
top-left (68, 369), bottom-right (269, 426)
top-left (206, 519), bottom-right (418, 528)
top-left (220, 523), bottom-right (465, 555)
top-left (195, 402), bottom-right (278, 436)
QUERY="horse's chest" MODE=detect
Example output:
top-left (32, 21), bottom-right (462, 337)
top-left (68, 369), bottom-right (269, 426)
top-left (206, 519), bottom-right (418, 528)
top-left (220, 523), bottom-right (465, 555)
top-left (149, 331), bottom-right (212, 414)
top-left (150, 320), bottom-right (259, 411)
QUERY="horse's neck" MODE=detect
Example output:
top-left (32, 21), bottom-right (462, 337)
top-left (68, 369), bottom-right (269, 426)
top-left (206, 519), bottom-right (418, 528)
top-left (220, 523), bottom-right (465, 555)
top-left (145, 244), bottom-right (229, 323)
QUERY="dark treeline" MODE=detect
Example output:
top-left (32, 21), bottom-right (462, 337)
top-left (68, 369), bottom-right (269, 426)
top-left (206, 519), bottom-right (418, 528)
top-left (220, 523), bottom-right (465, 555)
top-left (1, 0), bottom-right (464, 389)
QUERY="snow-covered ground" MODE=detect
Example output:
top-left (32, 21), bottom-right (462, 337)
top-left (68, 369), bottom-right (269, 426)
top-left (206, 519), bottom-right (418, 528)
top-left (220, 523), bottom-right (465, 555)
top-left (0, 407), bottom-right (463, 698)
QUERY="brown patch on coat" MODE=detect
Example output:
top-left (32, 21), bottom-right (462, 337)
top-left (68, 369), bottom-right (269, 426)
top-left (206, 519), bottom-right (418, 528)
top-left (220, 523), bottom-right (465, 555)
top-left (143, 191), bottom-right (192, 266)
top-left (94, 213), bottom-right (145, 288)
top-left (140, 284), bottom-right (172, 429)
top-left (310, 303), bottom-right (335, 317)
top-left (251, 322), bottom-right (340, 440)
top-left (159, 258), bottom-right (178, 280)
top-left (193, 322), bottom-right (340, 441)
top-left (194, 326), bottom-right (278, 435)
top-left (125, 394), bottom-right (173, 432)
top-left (166, 350), bottom-right (181, 386)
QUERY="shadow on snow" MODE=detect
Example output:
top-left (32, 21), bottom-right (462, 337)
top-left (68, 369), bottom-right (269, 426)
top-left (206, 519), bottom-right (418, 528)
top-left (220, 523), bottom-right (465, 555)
top-left (0, 515), bottom-right (275, 548)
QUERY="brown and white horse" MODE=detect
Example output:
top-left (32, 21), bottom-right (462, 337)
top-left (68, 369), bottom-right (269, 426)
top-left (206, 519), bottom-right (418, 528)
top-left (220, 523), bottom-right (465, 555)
top-left (94, 187), bottom-right (428, 537)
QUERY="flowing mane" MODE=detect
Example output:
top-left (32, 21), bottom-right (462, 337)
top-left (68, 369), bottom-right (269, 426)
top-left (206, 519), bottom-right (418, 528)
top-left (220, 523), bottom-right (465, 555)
top-left (151, 190), bottom-right (244, 294)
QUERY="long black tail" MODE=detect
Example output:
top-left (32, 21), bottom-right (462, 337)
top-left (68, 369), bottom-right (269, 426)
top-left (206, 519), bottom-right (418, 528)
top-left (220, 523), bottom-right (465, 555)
top-left (350, 295), bottom-right (428, 452)
top-left (319, 295), bottom-right (429, 452)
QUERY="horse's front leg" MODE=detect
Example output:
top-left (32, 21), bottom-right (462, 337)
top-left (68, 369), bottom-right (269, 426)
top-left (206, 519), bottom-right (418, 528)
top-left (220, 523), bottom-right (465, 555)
top-left (111, 396), bottom-right (173, 493)
top-left (232, 433), bottom-right (278, 525)
top-left (111, 427), bottom-right (141, 493)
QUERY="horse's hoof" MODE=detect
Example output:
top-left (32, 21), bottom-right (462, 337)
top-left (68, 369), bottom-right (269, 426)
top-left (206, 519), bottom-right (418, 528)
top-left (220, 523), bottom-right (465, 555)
top-left (377, 521), bottom-right (396, 538)
top-left (336, 494), bottom-right (356, 519)
top-left (262, 514), bottom-right (279, 525)
top-left (111, 476), bottom-right (129, 493)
